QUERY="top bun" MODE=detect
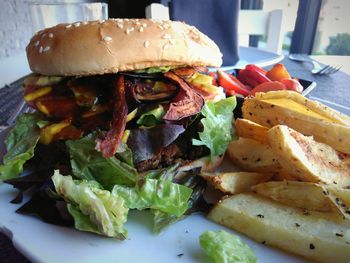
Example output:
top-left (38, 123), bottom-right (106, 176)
top-left (26, 19), bottom-right (222, 76)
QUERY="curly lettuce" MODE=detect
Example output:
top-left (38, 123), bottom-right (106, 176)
top-left (66, 134), bottom-right (138, 190)
top-left (52, 170), bottom-right (128, 238)
top-left (112, 178), bottom-right (192, 217)
top-left (200, 230), bottom-right (257, 263)
top-left (193, 96), bottom-right (237, 159)
top-left (0, 113), bottom-right (40, 181)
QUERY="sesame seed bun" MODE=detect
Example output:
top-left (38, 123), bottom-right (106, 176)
top-left (26, 19), bottom-right (222, 76)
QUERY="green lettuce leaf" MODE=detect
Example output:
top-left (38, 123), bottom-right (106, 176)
top-left (52, 170), bottom-right (128, 238)
top-left (136, 104), bottom-right (165, 127)
top-left (152, 209), bottom-right (179, 233)
top-left (134, 66), bottom-right (177, 73)
top-left (0, 113), bottom-right (40, 181)
top-left (66, 134), bottom-right (138, 190)
top-left (112, 178), bottom-right (192, 217)
top-left (193, 97), bottom-right (237, 158)
top-left (200, 230), bottom-right (257, 263)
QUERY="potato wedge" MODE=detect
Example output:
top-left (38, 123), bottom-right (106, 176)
top-left (208, 193), bottom-right (350, 262)
top-left (235, 118), bottom-right (269, 144)
top-left (252, 181), bottom-right (338, 212)
top-left (200, 172), bottom-right (273, 194)
top-left (268, 125), bottom-right (350, 187)
top-left (324, 185), bottom-right (350, 217)
top-left (177, 155), bottom-right (224, 173)
top-left (326, 185), bottom-right (350, 206)
top-left (242, 90), bottom-right (350, 153)
top-left (271, 172), bottom-right (296, 181)
top-left (226, 137), bottom-right (282, 173)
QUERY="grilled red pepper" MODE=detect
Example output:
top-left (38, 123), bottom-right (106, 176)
top-left (237, 69), bottom-right (271, 88)
top-left (279, 78), bottom-right (303, 93)
top-left (250, 81), bottom-right (287, 96)
top-left (245, 64), bottom-right (267, 75)
top-left (217, 70), bottom-right (251, 96)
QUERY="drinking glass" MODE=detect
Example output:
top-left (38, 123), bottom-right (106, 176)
top-left (29, 2), bottom-right (108, 33)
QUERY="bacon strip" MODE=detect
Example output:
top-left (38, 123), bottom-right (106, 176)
top-left (163, 71), bottom-right (204, 121)
top-left (98, 75), bottom-right (128, 158)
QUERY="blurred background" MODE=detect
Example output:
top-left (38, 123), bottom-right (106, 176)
top-left (0, 0), bottom-right (349, 59)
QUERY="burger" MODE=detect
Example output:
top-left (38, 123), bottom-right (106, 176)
top-left (1, 19), bottom-right (237, 237)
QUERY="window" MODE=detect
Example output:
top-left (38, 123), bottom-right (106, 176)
top-left (312, 0), bottom-right (350, 55)
top-left (258, 0), bottom-right (299, 53)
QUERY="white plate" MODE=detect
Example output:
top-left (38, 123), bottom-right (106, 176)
top-left (0, 185), bottom-right (309, 263)
top-left (212, 46), bottom-right (284, 72)
top-left (0, 130), bottom-right (308, 263)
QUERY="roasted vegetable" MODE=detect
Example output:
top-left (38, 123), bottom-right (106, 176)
top-left (266, 63), bottom-right (291, 81)
top-left (163, 71), bottom-right (204, 121)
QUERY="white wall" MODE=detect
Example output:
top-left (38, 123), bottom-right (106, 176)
top-left (0, 0), bottom-right (32, 59)
top-left (0, 0), bottom-right (97, 59)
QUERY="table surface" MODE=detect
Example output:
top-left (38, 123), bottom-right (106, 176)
top-left (0, 50), bottom-right (350, 263)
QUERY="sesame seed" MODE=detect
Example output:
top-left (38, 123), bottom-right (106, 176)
top-left (34, 41), bottom-right (40, 46)
top-left (139, 27), bottom-right (144, 32)
top-left (162, 33), bottom-right (171, 39)
top-left (48, 33), bottom-right (53, 38)
top-left (82, 21), bottom-right (88, 25)
top-left (104, 36), bottom-right (112, 42)
top-left (43, 46), bottom-right (50, 52)
top-left (74, 22), bottom-right (81, 27)
top-left (142, 23), bottom-right (147, 27)
top-left (135, 22), bottom-right (141, 26)
top-left (99, 20), bottom-right (105, 24)
top-left (65, 24), bottom-right (72, 29)
top-left (125, 27), bottom-right (134, 34)
top-left (39, 46), bottom-right (43, 53)
top-left (192, 34), bottom-right (200, 39)
top-left (144, 40), bottom-right (150, 48)
top-left (158, 25), bottom-right (164, 30)
top-left (163, 43), bottom-right (169, 50)
top-left (117, 23), bottom-right (123, 29)
top-left (169, 39), bottom-right (176, 45)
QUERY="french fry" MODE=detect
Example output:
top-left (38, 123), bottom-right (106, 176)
top-left (226, 138), bottom-right (283, 173)
top-left (268, 125), bottom-right (350, 187)
top-left (209, 193), bottom-right (350, 263)
top-left (324, 185), bottom-right (350, 219)
top-left (235, 118), bottom-right (269, 144)
top-left (271, 172), bottom-right (296, 181)
top-left (242, 90), bottom-right (350, 153)
top-left (251, 181), bottom-right (338, 213)
top-left (200, 171), bottom-right (273, 194)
